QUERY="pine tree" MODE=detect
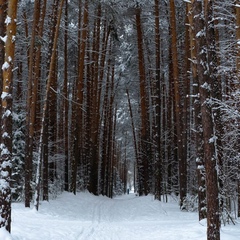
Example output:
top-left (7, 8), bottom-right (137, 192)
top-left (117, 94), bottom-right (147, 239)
top-left (0, 0), bottom-right (18, 232)
top-left (193, 0), bottom-right (220, 239)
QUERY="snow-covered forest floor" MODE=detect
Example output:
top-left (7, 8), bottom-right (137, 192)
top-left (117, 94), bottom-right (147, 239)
top-left (2, 192), bottom-right (240, 240)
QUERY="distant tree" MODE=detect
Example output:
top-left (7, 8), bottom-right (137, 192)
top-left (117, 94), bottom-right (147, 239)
top-left (235, 0), bottom-right (240, 218)
top-left (63, 0), bottom-right (69, 192)
top-left (135, 6), bottom-right (151, 196)
top-left (153, 0), bottom-right (162, 201)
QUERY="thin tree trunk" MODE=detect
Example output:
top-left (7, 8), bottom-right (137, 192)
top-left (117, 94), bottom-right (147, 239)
top-left (88, 4), bottom-right (103, 195)
top-left (236, 0), bottom-right (240, 89)
top-left (236, 0), bottom-right (240, 218)
top-left (154, 0), bottom-right (162, 201)
top-left (0, 1), bottom-right (7, 145)
top-left (42, 114), bottom-right (49, 201)
top-left (106, 62), bottom-right (115, 197)
top-left (182, 4), bottom-right (190, 197)
top-left (64, 0), bottom-right (69, 192)
top-left (100, 56), bottom-right (112, 195)
top-left (189, 0), bottom-right (206, 220)
top-left (169, 0), bottom-right (186, 207)
top-left (135, 6), bottom-right (150, 196)
top-left (126, 89), bottom-right (139, 193)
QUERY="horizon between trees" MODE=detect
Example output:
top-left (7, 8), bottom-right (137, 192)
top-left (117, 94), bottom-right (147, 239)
top-left (0, 1), bottom-right (239, 239)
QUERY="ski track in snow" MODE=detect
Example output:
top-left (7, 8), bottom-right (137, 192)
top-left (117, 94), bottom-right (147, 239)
top-left (10, 192), bottom-right (240, 240)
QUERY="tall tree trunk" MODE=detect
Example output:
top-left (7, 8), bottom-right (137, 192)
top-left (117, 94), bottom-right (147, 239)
top-left (182, 4), bottom-right (190, 196)
top-left (34, 0), bottom-right (64, 210)
top-left (189, 0), bottom-right (206, 220)
top-left (236, 0), bottom-right (240, 218)
top-left (100, 56), bottom-right (112, 195)
top-left (194, 0), bottom-right (220, 239)
top-left (0, 0), bottom-right (18, 232)
top-left (24, 0), bottom-right (42, 208)
top-left (42, 114), bottom-right (49, 201)
top-left (64, 0), bottom-right (69, 192)
top-left (89, 3), bottom-right (102, 195)
top-left (135, 6), bottom-right (150, 196)
top-left (71, 0), bottom-right (89, 194)
top-left (107, 67), bottom-right (115, 198)
top-left (204, 1), bottom-right (220, 239)
top-left (0, 0), bottom-right (7, 145)
top-left (169, 0), bottom-right (187, 207)
top-left (167, 37), bottom-right (175, 195)
top-left (154, 0), bottom-right (162, 201)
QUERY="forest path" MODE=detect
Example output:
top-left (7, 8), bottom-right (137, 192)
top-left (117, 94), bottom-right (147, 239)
top-left (11, 192), bottom-right (239, 240)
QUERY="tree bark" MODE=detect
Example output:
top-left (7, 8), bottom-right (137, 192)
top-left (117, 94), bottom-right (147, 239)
top-left (24, 0), bottom-right (42, 208)
top-left (189, 0), bottom-right (206, 221)
top-left (135, 6), bottom-right (151, 196)
top-left (63, 0), bottom-right (69, 192)
top-left (0, 0), bottom-right (18, 232)
top-left (193, 0), bottom-right (220, 239)
top-left (0, 1), bottom-right (7, 144)
top-left (154, 0), bottom-right (162, 201)
top-left (126, 89), bottom-right (139, 193)
top-left (236, 0), bottom-right (240, 218)
top-left (34, 0), bottom-right (64, 210)
top-left (169, 0), bottom-right (187, 207)
top-left (71, 0), bottom-right (89, 194)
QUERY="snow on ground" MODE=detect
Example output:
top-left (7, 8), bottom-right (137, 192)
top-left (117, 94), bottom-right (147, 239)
top-left (9, 191), bottom-right (240, 240)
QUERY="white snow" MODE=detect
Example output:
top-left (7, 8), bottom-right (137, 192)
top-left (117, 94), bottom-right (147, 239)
top-left (1, 92), bottom-right (9, 100)
top-left (2, 132), bottom-right (10, 138)
top-left (196, 30), bottom-right (205, 38)
top-left (201, 82), bottom-right (211, 91)
top-left (0, 179), bottom-right (9, 191)
top-left (10, 191), bottom-right (240, 240)
top-left (3, 110), bottom-right (12, 118)
top-left (0, 228), bottom-right (12, 240)
top-left (209, 135), bottom-right (217, 143)
top-left (0, 145), bottom-right (10, 156)
top-left (2, 62), bottom-right (10, 70)
top-left (0, 35), bottom-right (7, 43)
top-left (5, 16), bottom-right (11, 25)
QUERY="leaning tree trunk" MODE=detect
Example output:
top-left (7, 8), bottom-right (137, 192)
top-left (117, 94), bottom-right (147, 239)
top-left (0, 0), bottom-right (18, 232)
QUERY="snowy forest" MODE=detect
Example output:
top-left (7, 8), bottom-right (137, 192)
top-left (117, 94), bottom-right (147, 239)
top-left (0, 0), bottom-right (240, 240)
